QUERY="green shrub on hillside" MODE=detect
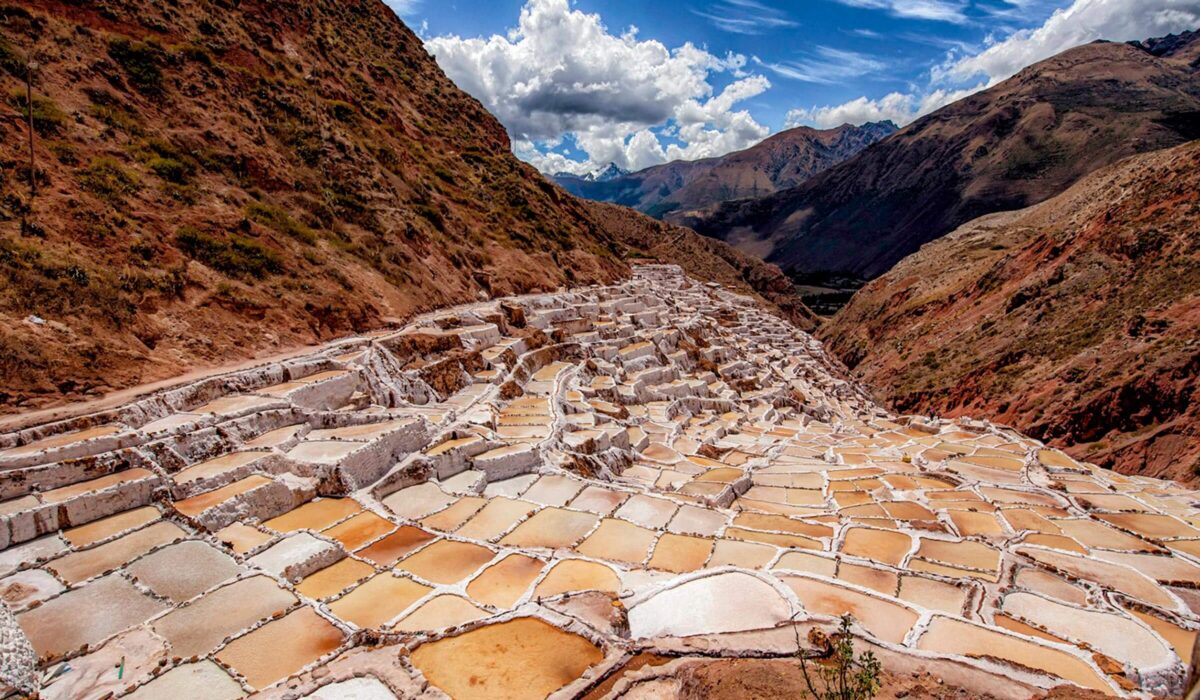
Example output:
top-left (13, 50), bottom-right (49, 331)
top-left (108, 37), bottom-right (165, 95)
top-left (176, 226), bottom-right (283, 279)
top-left (8, 89), bottom-right (66, 134)
top-left (79, 157), bottom-right (140, 202)
top-left (245, 202), bottom-right (319, 244)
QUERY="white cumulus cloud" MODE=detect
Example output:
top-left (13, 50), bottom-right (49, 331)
top-left (944, 0), bottom-right (1200, 85)
top-left (787, 0), bottom-right (1200, 130)
top-left (425, 0), bottom-right (770, 174)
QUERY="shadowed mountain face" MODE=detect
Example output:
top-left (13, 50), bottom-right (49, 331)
top-left (0, 0), bottom-right (812, 411)
top-left (821, 140), bottom-right (1200, 483)
top-left (553, 122), bottom-right (897, 219)
top-left (675, 34), bottom-right (1200, 279)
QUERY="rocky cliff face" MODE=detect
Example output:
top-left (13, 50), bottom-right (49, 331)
top-left (821, 140), bottom-right (1200, 482)
top-left (676, 35), bottom-right (1200, 280)
top-left (554, 122), bottom-right (896, 219)
top-left (0, 0), bottom-right (812, 411)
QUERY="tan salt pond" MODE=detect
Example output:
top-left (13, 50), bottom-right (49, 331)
top-left (467, 554), bottom-right (544, 608)
top-left (576, 518), bottom-right (657, 564)
top-left (421, 497), bottom-right (488, 531)
top-left (1, 424), bottom-right (121, 456)
top-left (174, 475), bottom-right (273, 518)
top-left (411, 617), bottom-right (603, 700)
top-left (840, 528), bottom-right (912, 567)
top-left (125, 540), bottom-right (243, 603)
top-left (18, 573), bottom-right (169, 660)
top-left (216, 607), bottom-right (344, 689)
top-left (1015, 568), bottom-right (1088, 605)
top-left (706, 539), bottom-right (776, 569)
top-left (916, 617), bottom-right (1113, 694)
top-left (1128, 608), bottom-right (1197, 662)
top-left (328, 573), bottom-right (432, 628)
top-left (1053, 519), bottom-right (1159, 552)
top-left (1098, 512), bottom-right (1200, 540)
top-left (838, 563), bottom-right (898, 595)
top-left (215, 522), bottom-right (273, 554)
top-left (244, 424), bottom-right (306, 448)
top-left (897, 575), bottom-right (967, 614)
top-left (173, 451), bottom-right (267, 485)
top-left (769, 550), bottom-right (834, 577)
top-left (456, 498), bottom-right (538, 541)
top-left (152, 575), bottom-right (296, 658)
top-left (297, 558), bottom-right (376, 599)
top-left (62, 506), bottom-right (160, 547)
top-left (648, 534), bottom-right (713, 573)
top-left (397, 539), bottom-right (495, 584)
top-left (499, 508), bottom-right (600, 549)
top-left (1018, 547), bottom-right (1178, 610)
top-left (393, 594), bottom-right (488, 632)
top-left (784, 576), bottom-right (917, 644)
top-left (48, 521), bottom-right (187, 584)
top-left (40, 468), bottom-right (154, 503)
top-left (264, 498), bottom-right (362, 533)
top-left (916, 539), bottom-right (1000, 572)
top-left (1002, 591), bottom-right (1171, 668)
top-left (534, 559), bottom-right (620, 597)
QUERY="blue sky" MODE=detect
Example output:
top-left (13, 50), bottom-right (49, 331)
top-left (385, 0), bottom-right (1200, 174)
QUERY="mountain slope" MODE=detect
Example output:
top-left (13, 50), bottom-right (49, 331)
top-left (0, 0), bottom-right (812, 411)
top-left (821, 140), bottom-right (1200, 482)
top-left (676, 34), bottom-right (1200, 279)
top-left (554, 122), bottom-right (896, 218)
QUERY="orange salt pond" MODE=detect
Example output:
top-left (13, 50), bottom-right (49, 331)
top-left (534, 559), bottom-right (620, 597)
top-left (356, 526), bottom-right (435, 566)
top-left (297, 558), bottom-right (375, 599)
top-left (467, 554), bottom-right (544, 607)
top-left (648, 533), bottom-right (713, 573)
top-left (784, 576), bottom-right (916, 644)
top-left (323, 511), bottom-right (395, 550)
top-left (393, 594), bottom-right (488, 632)
top-left (264, 498), bottom-right (361, 533)
top-left (216, 607), bottom-right (344, 689)
top-left (397, 539), bottom-right (495, 584)
top-left (576, 518), bottom-right (657, 564)
top-left (62, 506), bottom-right (160, 547)
top-left (328, 573), bottom-right (431, 628)
top-left (499, 507), bottom-right (599, 548)
top-left (840, 527), bottom-right (912, 566)
top-left (411, 617), bottom-right (603, 700)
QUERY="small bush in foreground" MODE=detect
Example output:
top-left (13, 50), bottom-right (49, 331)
top-left (799, 615), bottom-right (882, 700)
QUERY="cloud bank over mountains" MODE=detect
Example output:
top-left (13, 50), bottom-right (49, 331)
top-left (426, 0), bottom-right (1200, 172)
top-left (790, 0), bottom-right (1200, 128)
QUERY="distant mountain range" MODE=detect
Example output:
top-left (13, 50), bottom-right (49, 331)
top-left (554, 163), bottom-right (631, 183)
top-left (673, 33), bottom-right (1200, 279)
top-left (552, 121), bottom-right (897, 219)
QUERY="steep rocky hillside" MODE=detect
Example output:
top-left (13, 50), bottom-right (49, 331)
top-left (676, 34), bottom-right (1200, 278)
top-left (821, 141), bottom-right (1200, 482)
top-left (555, 122), bottom-right (895, 219)
top-left (0, 0), bottom-right (811, 412)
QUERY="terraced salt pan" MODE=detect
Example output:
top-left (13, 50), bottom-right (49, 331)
top-left (9, 264), bottom-right (1200, 698)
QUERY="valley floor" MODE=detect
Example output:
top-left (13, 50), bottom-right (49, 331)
top-left (0, 266), bottom-right (1196, 699)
